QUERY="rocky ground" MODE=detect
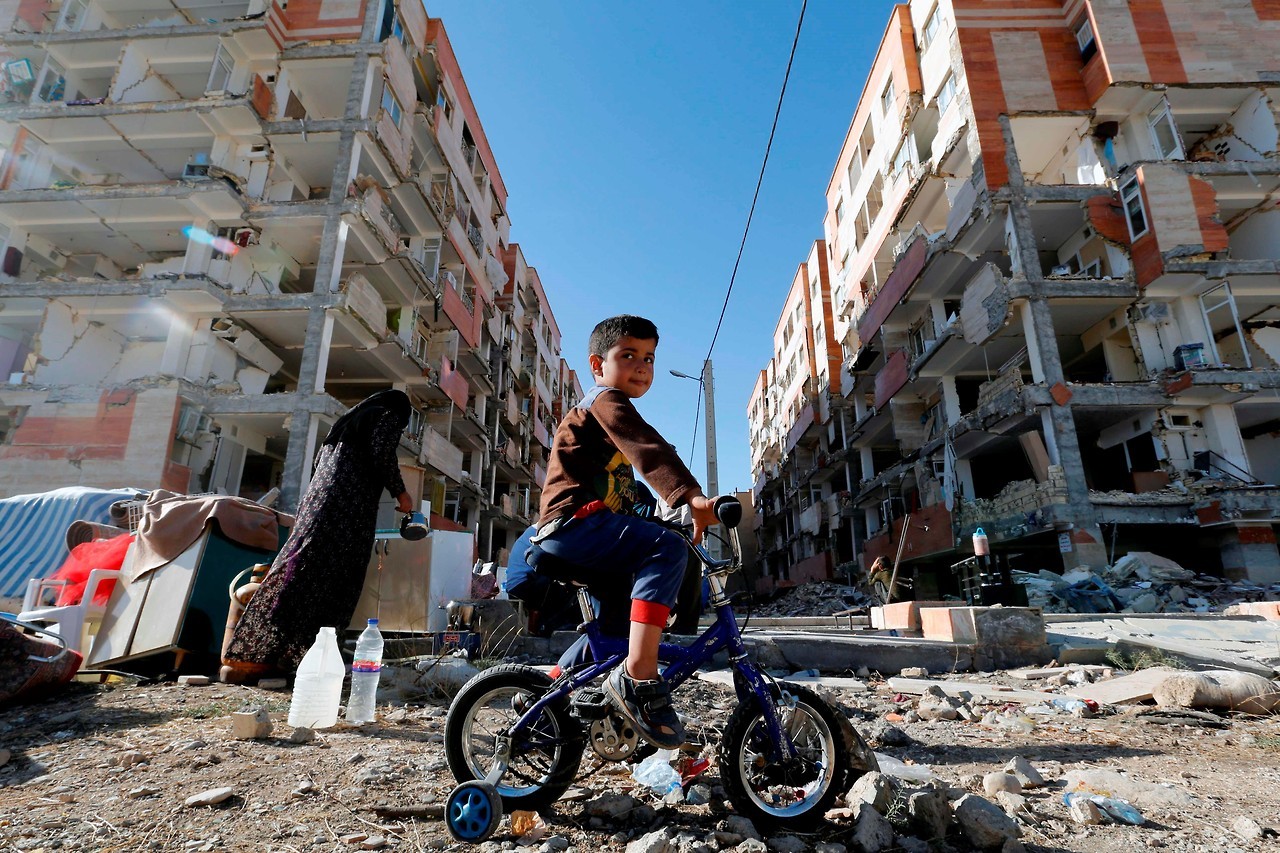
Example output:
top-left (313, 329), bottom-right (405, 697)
top-left (2, 660), bottom-right (1279, 853)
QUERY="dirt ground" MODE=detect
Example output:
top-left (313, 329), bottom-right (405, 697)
top-left (2, 663), bottom-right (1279, 853)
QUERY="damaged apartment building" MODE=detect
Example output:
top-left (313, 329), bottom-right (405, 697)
top-left (0, 0), bottom-right (581, 566)
top-left (750, 0), bottom-right (1280, 593)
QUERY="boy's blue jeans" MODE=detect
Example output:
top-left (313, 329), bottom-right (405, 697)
top-left (532, 510), bottom-right (687, 628)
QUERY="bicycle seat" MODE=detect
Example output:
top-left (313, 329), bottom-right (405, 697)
top-left (529, 547), bottom-right (589, 586)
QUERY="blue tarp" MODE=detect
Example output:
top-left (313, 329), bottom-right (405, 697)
top-left (0, 487), bottom-right (146, 600)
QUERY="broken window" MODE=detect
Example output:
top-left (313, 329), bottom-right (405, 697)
top-left (1199, 281), bottom-right (1252, 369)
top-left (207, 46), bottom-right (233, 94)
top-left (33, 57), bottom-right (66, 104)
top-left (891, 139), bottom-right (912, 177)
top-left (1148, 100), bottom-right (1184, 160)
top-left (835, 199), bottom-right (844, 225)
top-left (1120, 177), bottom-right (1148, 240)
top-left (56, 0), bottom-right (88, 32)
top-left (1074, 18), bottom-right (1097, 62)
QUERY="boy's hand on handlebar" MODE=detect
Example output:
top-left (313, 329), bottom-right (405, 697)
top-left (688, 494), bottom-right (719, 545)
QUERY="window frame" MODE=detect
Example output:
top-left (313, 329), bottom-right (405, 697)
top-left (1120, 176), bottom-right (1149, 241)
top-left (1148, 100), bottom-right (1184, 160)
top-left (920, 6), bottom-right (940, 49)
top-left (1074, 18), bottom-right (1097, 61)
top-left (881, 79), bottom-right (895, 119)
top-left (206, 45), bottom-right (234, 94)
top-left (380, 83), bottom-right (404, 128)
top-left (936, 73), bottom-right (957, 114)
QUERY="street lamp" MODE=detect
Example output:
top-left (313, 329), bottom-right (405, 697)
top-left (670, 359), bottom-right (720, 557)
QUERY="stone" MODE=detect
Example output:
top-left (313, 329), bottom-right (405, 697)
top-left (895, 839), bottom-right (930, 853)
top-left (1003, 757), bottom-right (1044, 789)
top-left (814, 844), bottom-right (847, 853)
top-left (686, 784), bottom-right (712, 806)
top-left (1068, 798), bottom-right (1102, 825)
top-left (177, 675), bottom-right (210, 686)
top-left (721, 816), bottom-right (761, 841)
top-left (118, 750), bottom-right (147, 769)
top-left (288, 727), bottom-right (316, 744)
top-left (0, 749), bottom-right (9, 767)
top-left (184, 786), bottom-right (235, 807)
top-left (993, 791), bottom-right (1027, 818)
top-left (736, 841), bottom-right (767, 853)
top-left (982, 772), bottom-right (1022, 797)
top-left (901, 667), bottom-right (929, 678)
top-left (231, 708), bottom-right (273, 740)
top-left (953, 794), bottom-right (1021, 849)
top-left (847, 771), bottom-right (898, 815)
top-left (125, 786), bottom-right (159, 799)
top-left (766, 837), bottom-right (806, 853)
top-left (258, 678), bottom-right (288, 690)
top-left (340, 833), bottom-right (369, 845)
top-left (544, 837), bottom-right (570, 851)
top-left (917, 703), bottom-right (959, 722)
top-left (906, 787), bottom-right (952, 840)
top-left (1232, 816), bottom-right (1264, 841)
top-left (626, 828), bottom-right (674, 853)
top-left (850, 802), bottom-right (895, 853)
top-left (586, 793), bottom-right (642, 820)
top-left (866, 721), bottom-right (911, 747)
top-left (360, 837), bottom-right (387, 850)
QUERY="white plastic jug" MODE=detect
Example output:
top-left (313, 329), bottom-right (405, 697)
top-left (288, 627), bottom-right (345, 729)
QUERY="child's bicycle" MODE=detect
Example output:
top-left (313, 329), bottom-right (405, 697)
top-left (442, 497), bottom-right (878, 842)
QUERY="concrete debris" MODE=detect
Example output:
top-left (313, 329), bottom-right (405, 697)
top-left (1151, 669), bottom-right (1280, 714)
top-left (846, 771), bottom-right (899, 814)
top-left (752, 582), bottom-right (873, 617)
top-left (1061, 768), bottom-right (1196, 810)
top-left (982, 772), bottom-right (1022, 797)
top-left (230, 708), bottom-right (272, 740)
top-left (850, 802), bottom-right (895, 852)
top-left (953, 793), bottom-right (1022, 849)
top-left (1015, 551), bottom-right (1280, 615)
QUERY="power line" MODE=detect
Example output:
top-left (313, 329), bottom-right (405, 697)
top-left (686, 0), bottom-right (809, 469)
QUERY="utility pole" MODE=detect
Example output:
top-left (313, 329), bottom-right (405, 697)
top-left (672, 359), bottom-right (720, 559)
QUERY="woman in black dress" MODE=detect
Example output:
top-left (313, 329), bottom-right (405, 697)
top-left (222, 389), bottom-right (414, 682)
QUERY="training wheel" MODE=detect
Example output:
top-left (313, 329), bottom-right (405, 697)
top-left (445, 781), bottom-right (503, 843)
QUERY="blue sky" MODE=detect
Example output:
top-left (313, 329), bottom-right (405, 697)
top-left (426, 0), bottom-right (898, 495)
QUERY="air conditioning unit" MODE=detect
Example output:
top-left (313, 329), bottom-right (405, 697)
top-left (176, 408), bottom-right (210, 442)
top-left (182, 163), bottom-right (211, 181)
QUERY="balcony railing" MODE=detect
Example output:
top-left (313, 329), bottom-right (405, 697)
top-left (467, 224), bottom-right (484, 255)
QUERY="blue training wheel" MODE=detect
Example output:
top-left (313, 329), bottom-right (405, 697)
top-left (445, 781), bottom-right (502, 843)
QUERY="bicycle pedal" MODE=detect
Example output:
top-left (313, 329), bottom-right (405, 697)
top-left (571, 688), bottom-right (613, 720)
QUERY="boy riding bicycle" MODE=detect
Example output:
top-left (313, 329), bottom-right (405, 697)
top-left (529, 315), bottom-right (718, 749)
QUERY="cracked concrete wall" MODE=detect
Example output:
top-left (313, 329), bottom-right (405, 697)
top-left (31, 302), bottom-right (166, 386)
top-left (0, 386), bottom-right (187, 497)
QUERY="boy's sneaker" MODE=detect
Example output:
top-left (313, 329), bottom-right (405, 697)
top-left (604, 666), bottom-right (685, 749)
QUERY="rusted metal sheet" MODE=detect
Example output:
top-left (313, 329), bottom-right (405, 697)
top-left (960, 263), bottom-right (1010, 345)
top-left (857, 236), bottom-right (928, 344)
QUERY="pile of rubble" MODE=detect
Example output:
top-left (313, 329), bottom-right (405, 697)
top-left (751, 581), bottom-right (874, 617)
top-left (1014, 551), bottom-right (1280, 614)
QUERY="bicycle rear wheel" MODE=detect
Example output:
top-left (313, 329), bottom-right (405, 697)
top-left (719, 682), bottom-right (870, 830)
top-left (445, 664), bottom-right (585, 810)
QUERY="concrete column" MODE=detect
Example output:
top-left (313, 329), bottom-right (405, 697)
top-left (159, 314), bottom-right (194, 378)
top-left (1218, 523), bottom-right (1280, 584)
top-left (1000, 117), bottom-right (1106, 569)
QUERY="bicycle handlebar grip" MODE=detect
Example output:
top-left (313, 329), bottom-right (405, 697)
top-left (713, 496), bottom-right (742, 529)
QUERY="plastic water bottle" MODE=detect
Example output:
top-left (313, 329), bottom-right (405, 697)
top-left (288, 627), bottom-right (344, 729)
top-left (346, 618), bottom-right (385, 724)
top-left (631, 750), bottom-right (683, 802)
top-left (972, 527), bottom-right (990, 556)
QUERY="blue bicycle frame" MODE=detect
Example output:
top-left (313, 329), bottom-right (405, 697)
top-left (506, 533), bottom-right (798, 763)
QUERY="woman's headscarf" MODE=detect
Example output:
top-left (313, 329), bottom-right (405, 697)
top-left (323, 389), bottom-right (412, 451)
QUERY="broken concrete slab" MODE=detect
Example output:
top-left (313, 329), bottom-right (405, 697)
top-left (886, 677), bottom-right (1060, 705)
top-left (1008, 664), bottom-right (1111, 680)
top-left (1065, 667), bottom-right (1183, 705)
top-left (696, 669), bottom-right (869, 692)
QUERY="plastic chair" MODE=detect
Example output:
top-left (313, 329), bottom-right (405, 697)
top-left (17, 568), bottom-right (120, 657)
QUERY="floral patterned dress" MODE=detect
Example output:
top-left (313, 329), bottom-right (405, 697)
top-left (225, 415), bottom-right (407, 671)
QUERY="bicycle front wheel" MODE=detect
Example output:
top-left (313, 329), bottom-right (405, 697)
top-left (719, 682), bottom-right (857, 830)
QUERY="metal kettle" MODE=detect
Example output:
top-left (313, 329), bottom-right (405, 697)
top-left (399, 510), bottom-right (429, 541)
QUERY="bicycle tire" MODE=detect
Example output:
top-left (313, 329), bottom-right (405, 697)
top-left (444, 664), bottom-right (585, 810)
top-left (718, 682), bottom-right (860, 830)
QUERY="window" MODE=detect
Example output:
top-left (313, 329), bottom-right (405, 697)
top-left (380, 84), bottom-right (404, 128)
top-left (1120, 177), bottom-right (1148, 240)
top-left (206, 45), bottom-right (233, 93)
top-left (881, 79), bottom-right (895, 118)
top-left (936, 73), bottom-right (957, 113)
top-left (835, 199), bottom-right (844, 225)
top-left (891, 140), bottom-right (911, 176)
top-left (391, 15), bottom-right (409, 49)
top-left (1074, 18), bottom-right (1097, 61)
top-left (1148, 100), bottom-right (1184, 160)
top-left (33, 58), bottom-right (66, 104)
top-left (56, 0), bottom-right (88, 32)
top-left (920, 7), bottom-right (940, 49)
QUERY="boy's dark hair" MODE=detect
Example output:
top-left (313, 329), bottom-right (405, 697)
top-left (588, 315), bottom-right (659, 357)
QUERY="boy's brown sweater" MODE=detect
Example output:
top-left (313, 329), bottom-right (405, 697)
top-left (538, 386), bottom-right (700, 525)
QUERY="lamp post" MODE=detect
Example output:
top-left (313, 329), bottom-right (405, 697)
top-left (671, 359), bottom-right (720, 557)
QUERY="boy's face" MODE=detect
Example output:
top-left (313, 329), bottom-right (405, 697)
top-left (590, 336), bottom-right (656, 398)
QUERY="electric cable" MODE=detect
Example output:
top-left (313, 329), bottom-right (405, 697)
top-left (686, 0), bottom-right (808, 463)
